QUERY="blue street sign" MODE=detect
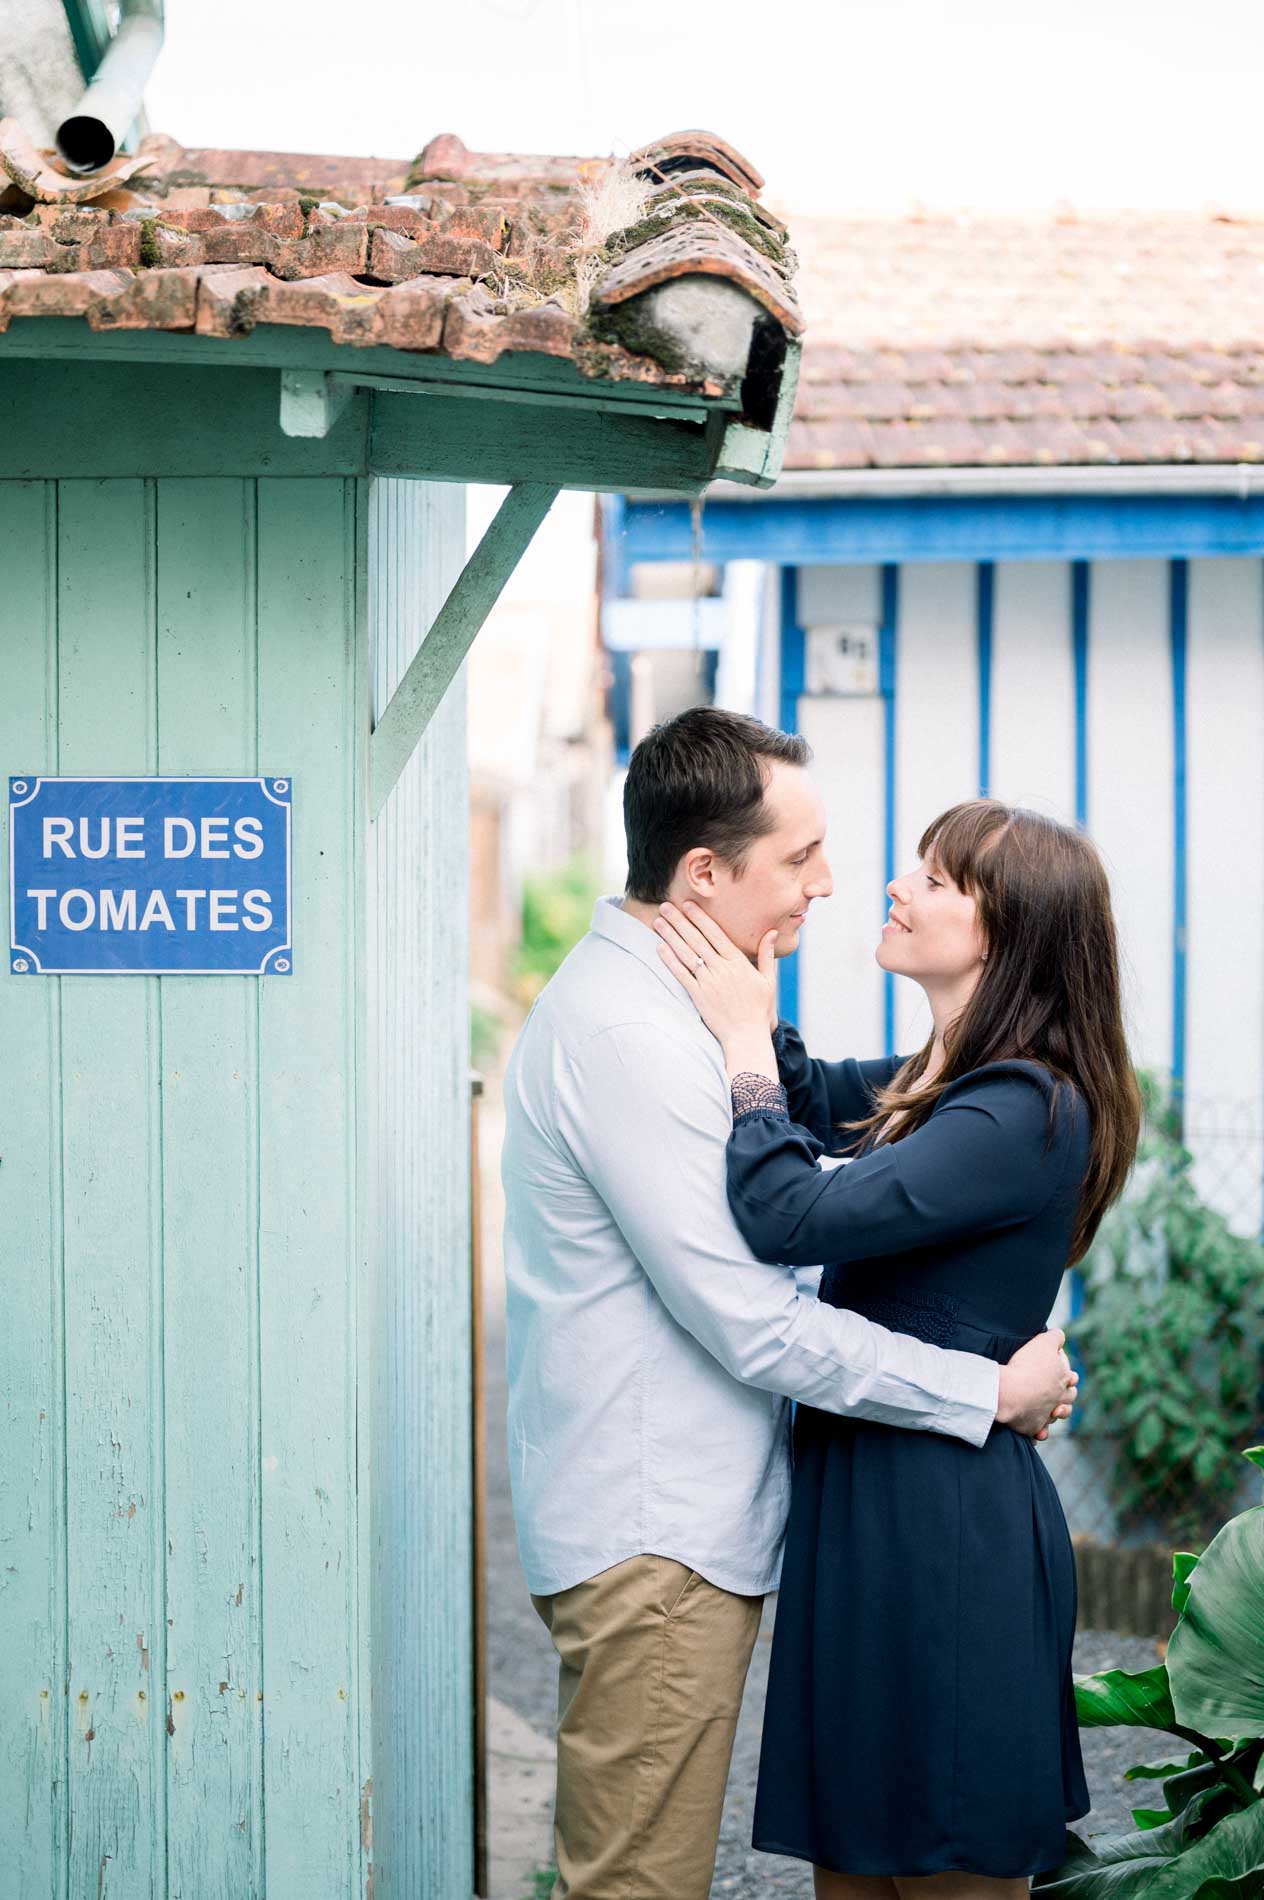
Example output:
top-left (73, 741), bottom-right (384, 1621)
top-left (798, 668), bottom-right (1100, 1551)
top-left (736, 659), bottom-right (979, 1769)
top-left (9, 777), bottom-right (292, 975)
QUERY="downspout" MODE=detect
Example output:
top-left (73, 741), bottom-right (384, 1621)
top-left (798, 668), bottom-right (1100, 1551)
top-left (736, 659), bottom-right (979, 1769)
top-left (56, 0), bottom-right (164, 175)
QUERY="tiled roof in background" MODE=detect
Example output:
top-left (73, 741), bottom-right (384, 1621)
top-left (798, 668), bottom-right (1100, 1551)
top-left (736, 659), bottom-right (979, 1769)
top-left (0, 121), bottom-right (801, 393)
top-left (776, 210), bottom-right (1264, 468)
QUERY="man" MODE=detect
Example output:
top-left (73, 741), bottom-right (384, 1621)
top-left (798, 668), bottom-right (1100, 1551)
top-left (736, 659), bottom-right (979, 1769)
top-left (502, 707), bottom-right (1077, 1900)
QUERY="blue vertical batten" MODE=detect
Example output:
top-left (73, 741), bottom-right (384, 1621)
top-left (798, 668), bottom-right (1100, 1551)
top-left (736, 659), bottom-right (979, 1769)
top-left (600, 496), bottom-right (634, 763)
top-left (976, 562), bottom-right (994, 797)
top-left (1170, 559), bottom-right (1189, 1120)
top-left (880, 565), bottom-right (899, 1057)
top-left (778, 567), bottom-right (805, 1026)
top-left (1066, 562), bottom-right (1092, 1379)
top-left (1072, 562), bottom-right (1090, 828)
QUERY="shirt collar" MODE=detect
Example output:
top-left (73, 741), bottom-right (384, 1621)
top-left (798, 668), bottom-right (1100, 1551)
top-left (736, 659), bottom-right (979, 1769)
top-left (590, 894), bottom-right (697, 1011)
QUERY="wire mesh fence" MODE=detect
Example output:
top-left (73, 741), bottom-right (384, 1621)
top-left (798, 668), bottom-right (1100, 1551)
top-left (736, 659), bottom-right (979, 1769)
top-left (1038, 1103), bottom-right (1264, 1634)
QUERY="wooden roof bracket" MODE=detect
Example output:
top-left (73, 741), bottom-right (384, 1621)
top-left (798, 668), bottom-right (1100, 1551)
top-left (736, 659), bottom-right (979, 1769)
top-left (367, 479), bottom-right (559, 817)
top-left (279, 369), bottom-right (355, 438)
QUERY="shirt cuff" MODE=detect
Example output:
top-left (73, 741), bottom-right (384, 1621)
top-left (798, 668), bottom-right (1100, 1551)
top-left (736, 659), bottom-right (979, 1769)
top-left (931, 1352), bottom-right (1000, 1449)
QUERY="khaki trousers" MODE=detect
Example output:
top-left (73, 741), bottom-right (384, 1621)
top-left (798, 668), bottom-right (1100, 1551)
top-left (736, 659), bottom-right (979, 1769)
top-left (531, 1555), bottom-right (764, 1900)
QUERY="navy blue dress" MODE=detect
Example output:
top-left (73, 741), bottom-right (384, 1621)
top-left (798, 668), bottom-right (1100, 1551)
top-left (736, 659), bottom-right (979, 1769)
top-left (728, 1026), bottom-right (1091, 1880)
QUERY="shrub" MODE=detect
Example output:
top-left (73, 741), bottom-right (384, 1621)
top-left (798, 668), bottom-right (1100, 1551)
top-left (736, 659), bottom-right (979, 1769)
top-left (511, 855), bottom-right (603, 1004)
top-left (1071, 1074), bottom-right (1264, 1543)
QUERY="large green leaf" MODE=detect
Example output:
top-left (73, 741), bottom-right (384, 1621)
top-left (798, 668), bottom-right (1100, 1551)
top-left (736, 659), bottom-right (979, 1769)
top-left (1146, 1794), bottom-right (1264, 1898)
top-left (1076, 1664), bottom-right (1178, 1731)
top-left (1033, 1802), bottom-right (1207, 1896)
top-left (1173, 1552), bottom-right (1200, 1618)
top-left (1242, 1448), bottom-right (1264, 1474)
top-left (1127, 1752), bottom-right (1207, 1782)
top-left (1168, 1505), bottom-right (1264, 1737)
top-left (1035, 1794), bottom-right (1264, 1899)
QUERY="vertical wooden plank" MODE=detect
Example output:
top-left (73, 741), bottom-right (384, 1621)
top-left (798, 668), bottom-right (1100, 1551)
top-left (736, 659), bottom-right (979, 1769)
top-left (1086, 560), bottom-right (1174, 1078)
top-left (1185, 557), bottom-right (1264, 1234)
top-left (792, 562), bottom-right (885, 1056)
top-left (255, 478), bottom-right (360, 1900)
top-left (797, 695), bottom-right (885, 1058)
top-left (0, 482), bottom-right (67, 1900)
top-left (56, 478), bottom-right (166, 1899)
top-left (365, 476), bottom-right (473, 1900)
top-left (470, 1077), bottom-right (489, 1899)
top-left (893, 562), bottom-right (978, 1053)
top-left (990, 562), bottom-right (1077, 821)
top-left (154, 479), bottom-right (264, 1896)
top-left (795, 562), bottom-right (881, 628)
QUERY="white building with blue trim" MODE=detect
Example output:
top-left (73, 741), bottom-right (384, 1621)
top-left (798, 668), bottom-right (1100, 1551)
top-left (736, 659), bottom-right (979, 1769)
top-left (602, 209), bottom-right (1264, 1249)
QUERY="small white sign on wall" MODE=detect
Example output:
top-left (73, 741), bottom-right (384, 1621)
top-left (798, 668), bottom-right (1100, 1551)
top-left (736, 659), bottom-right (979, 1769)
top-left (805, 624), bottom-right (879, 696)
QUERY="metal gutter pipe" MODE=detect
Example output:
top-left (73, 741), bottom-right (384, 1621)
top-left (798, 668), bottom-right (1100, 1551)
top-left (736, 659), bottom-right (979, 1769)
top-left (704, 462), bottom-right (1264, 502)
top-left (56, 0), bottom-right (164, 175)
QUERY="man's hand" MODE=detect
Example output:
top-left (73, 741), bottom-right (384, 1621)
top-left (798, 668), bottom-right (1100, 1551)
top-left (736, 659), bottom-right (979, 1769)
top-left (996, 1328), bottom-right (1078, 1441)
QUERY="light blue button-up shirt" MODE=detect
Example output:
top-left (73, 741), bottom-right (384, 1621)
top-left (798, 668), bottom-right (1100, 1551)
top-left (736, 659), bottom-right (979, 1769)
top-left (502, 896), bottom-right (1000, 1598)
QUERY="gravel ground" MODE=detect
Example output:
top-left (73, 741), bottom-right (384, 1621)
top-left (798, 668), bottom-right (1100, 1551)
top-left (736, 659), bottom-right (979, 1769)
top-left (480, 1062), bottom-right (1172, 1898)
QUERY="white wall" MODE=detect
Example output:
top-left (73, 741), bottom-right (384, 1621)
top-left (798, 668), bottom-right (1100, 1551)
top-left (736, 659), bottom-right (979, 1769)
top-left (1086, 559), bottom-right (1174, 1079)
top-left (784, 552), bottom-right (1263, 1240)
top-left (991, 561), bottom-right (1076, 822)
top-left (1185, 558), bottom-right (1264, 1234)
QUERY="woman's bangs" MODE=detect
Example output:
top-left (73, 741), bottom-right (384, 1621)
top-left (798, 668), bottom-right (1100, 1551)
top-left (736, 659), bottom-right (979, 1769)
top-left (916, 801), bottom-right (1007, 891)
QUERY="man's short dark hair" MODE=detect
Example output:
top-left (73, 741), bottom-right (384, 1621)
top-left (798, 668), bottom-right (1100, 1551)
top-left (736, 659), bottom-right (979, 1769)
top-left (623, 706), bottom-right (812, 903)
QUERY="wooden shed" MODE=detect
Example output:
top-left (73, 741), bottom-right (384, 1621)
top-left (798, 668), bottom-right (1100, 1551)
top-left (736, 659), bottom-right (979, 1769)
top-left (0, 117), bottom-right (801, 1899)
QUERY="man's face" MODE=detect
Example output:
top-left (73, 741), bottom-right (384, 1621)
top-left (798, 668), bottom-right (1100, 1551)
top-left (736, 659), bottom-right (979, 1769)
top-left (675, 761), bottom-right (834, 958)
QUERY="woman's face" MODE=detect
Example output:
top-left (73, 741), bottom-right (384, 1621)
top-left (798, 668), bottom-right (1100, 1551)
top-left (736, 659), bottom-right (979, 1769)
top-left (876, 852), bottom-right (988, 990)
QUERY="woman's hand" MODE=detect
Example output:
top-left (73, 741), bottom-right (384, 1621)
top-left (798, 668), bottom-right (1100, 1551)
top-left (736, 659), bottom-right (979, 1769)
top-left (654, 901), bottom-right (779, 1071)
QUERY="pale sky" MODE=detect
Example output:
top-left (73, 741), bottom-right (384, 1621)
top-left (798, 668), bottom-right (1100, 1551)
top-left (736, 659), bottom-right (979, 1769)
top-left (147, 0), bottom-right (1264, 214)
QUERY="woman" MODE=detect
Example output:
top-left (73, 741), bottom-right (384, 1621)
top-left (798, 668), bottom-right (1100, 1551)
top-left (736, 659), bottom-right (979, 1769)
top-left (653, 798), bottom-right (1140, 1899)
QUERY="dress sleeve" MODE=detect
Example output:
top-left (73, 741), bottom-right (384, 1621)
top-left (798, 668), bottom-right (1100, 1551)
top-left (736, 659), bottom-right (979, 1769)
top-left (727, 1065), bottom-right (1073, 1267)
top-left (772, 1020), bottom-right (904, 1147)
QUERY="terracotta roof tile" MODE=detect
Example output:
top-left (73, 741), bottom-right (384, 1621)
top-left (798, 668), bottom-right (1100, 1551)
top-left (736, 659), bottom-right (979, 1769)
top-left (628, 132), bottom-right (765, 196)
top-left (776, 209), bottom-right (1264, 470)
top-left (592, 220), bottom-right (802, 337)
top-left (0, 121), bottom-right (801, 406)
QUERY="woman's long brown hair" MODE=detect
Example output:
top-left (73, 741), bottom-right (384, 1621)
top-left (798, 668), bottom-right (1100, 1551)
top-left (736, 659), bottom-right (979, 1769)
top-left (850, 800), bottom-right (1141, 1263)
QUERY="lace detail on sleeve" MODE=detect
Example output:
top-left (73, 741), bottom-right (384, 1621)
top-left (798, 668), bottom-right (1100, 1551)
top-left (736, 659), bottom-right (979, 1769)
top-left (730, 1072), bottom-right (790, 1127)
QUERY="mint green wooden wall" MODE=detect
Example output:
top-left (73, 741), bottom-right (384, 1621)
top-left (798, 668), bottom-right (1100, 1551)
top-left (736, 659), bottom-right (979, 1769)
top-left (0, 470), bottom-right (471, 1898)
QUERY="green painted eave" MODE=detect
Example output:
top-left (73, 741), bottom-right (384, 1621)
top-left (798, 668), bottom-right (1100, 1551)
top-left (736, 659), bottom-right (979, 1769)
top-left (0, 318), bottom-right (730, 421)
top-left (0, 322), bottom-right (795, 495)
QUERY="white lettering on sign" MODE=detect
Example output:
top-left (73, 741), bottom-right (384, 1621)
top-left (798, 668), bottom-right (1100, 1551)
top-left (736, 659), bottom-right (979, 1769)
top-left (42, 815), bottom-right (150, 859)
top-left (165, 817), bottom-right (196, 858)
top-left (140, 891), bottom-right (176, 931)
top-left (162, 816), bottom-right (263, 860)
top-left (23, 886), bottom-right (275, 932)
top-left (60, 890), bottom-right (94, 931)
top-left (37, 816), bottom-right (269, 861)
top-left (235, 817), bottom-right (263, 859)
top-left (101, 889), bottom-right (138, 930)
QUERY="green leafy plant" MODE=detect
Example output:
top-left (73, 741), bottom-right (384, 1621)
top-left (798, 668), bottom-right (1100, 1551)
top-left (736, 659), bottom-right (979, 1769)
top-left (511, 855), bottom-right (603, 1005)
top-left (1034, 1448), bottom-right (1264, 1897)
top-left (1071, 1074), bottom-right (1264, 1541)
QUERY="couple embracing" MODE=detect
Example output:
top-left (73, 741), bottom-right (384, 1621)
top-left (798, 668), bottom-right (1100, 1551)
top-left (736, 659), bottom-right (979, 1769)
top-left (503, 706), bottom-right (1139, 1900)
